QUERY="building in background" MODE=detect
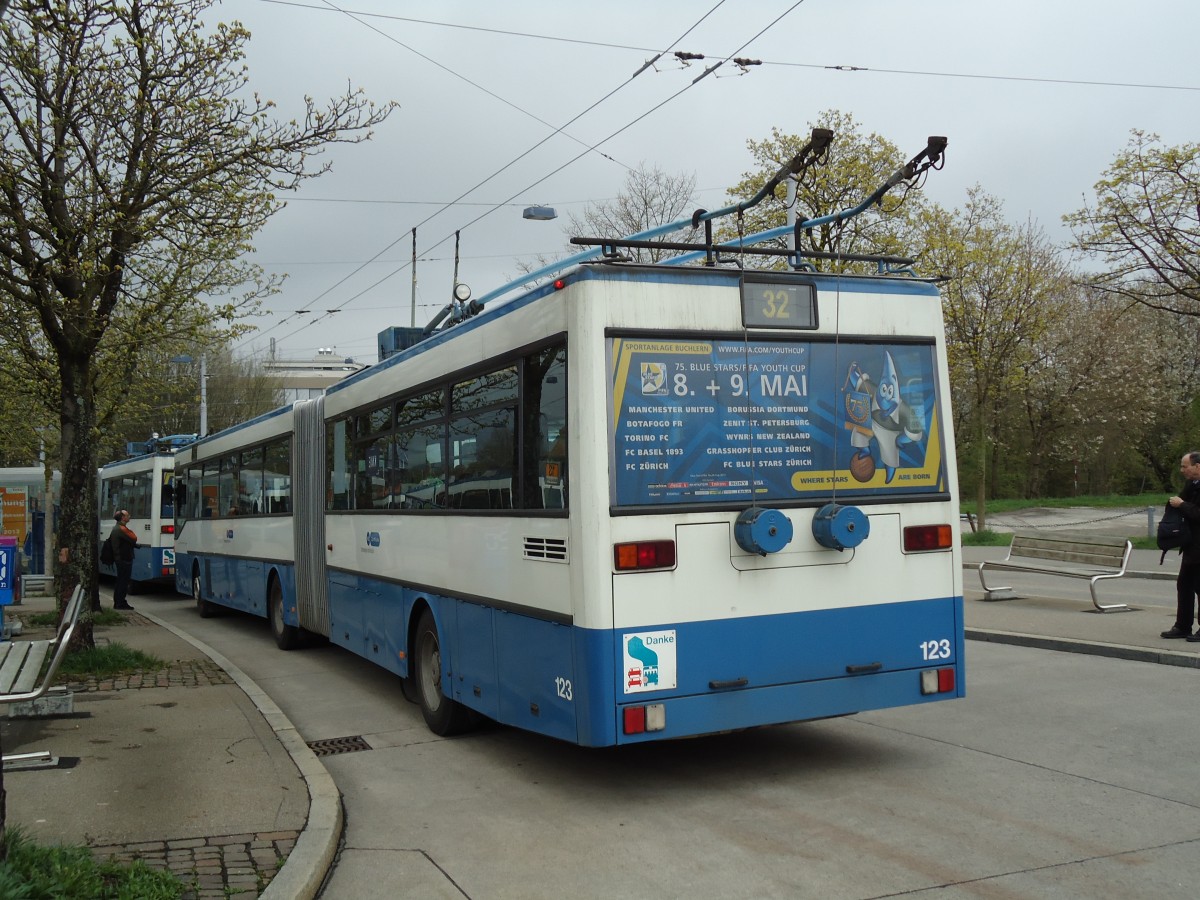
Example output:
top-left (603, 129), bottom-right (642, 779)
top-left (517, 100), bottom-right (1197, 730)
top-left (265, 348), bottom-right (366, 404)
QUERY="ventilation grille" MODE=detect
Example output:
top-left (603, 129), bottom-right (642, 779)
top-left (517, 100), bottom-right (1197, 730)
top-left (307, 735), bottom-right (371, 757)
top-left (524, 536), bottom-right (568, 563)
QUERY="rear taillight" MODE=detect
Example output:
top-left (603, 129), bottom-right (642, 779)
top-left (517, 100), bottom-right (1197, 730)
top-left (904, 524), bottom-right (952, 552)
top-left (614, 540), bottom-right (676, 571)
top-left (161, 523), bottom-right (175, 535)
top-left (920, 667), bottom-right (956, 695)
top-left (622, 704), bottom-right (666, 734)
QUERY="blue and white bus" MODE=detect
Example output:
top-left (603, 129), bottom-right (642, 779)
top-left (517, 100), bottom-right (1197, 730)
top-left (98, 435), bottom-right (196, 588)
top-left (171, 409), bottom-right (295, 619)
top-left (173, 132), bottom-right (964, 746)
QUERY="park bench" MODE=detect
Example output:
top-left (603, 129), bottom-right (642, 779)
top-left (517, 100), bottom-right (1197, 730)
top-left (0, 584), bottom-right (84, 768)
top-left (977, 532), bottom-right (1133, 612)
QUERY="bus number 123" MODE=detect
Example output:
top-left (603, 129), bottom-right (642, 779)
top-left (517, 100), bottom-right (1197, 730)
top-left (920, 639), bottom-right (952, 660)
top-left (555, 677), bottom-right (573, 701)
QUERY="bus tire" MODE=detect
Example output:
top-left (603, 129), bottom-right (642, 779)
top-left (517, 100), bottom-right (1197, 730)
top-left (269, 578), bottom-right (300, 651)
top-left (413, 608), bottom-right (473, 736)
top-left (194, 570), bottom-right (217, 619)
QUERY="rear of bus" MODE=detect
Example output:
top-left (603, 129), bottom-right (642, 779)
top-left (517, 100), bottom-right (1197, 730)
top-left (571, 264), bottom-right (963, 745)
top-left (98, 453), bottom-right (179, 586)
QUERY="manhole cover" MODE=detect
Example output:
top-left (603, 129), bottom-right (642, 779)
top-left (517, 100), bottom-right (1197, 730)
top-left (306, 735), bottom-right (371, 757)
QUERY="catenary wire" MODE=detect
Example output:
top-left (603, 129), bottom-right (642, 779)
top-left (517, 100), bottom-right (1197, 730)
top-left (238, 0), bottom-right (735, 350)
top-left (257, 0), bottom-right (1200, 93)
top-left (267, 0), bottom-right (807, 348)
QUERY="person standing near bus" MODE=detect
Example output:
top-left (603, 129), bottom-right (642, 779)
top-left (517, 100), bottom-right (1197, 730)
top-left (1162, 452), bottom-right (1200, 640)
top-left (108, 509), bottom-right (138, 611)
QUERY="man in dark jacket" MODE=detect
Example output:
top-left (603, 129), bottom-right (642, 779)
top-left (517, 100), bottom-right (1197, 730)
top-left (107, 509), bottom-right (138, 611)
top-left (1162, 452), bottom-right (1200, 640)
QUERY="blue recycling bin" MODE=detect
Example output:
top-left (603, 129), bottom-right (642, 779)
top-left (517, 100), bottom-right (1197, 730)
top-left (0, 535), bottom-right (16, 640)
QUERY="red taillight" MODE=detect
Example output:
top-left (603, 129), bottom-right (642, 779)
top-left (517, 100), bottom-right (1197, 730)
top-left (903, 524), bottom-right (952, 552)
top-left (161, 523), bottom-right (175, 535)
top-left (938, 667), bottom-right (955, 693)
top-left (614, 540), bottom-right (676, 571)
top-left (623, 706), bottom-right (646, 734)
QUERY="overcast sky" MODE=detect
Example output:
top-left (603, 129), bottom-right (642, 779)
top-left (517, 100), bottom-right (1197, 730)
top-left (223, 0), bottom-right (1200, 363)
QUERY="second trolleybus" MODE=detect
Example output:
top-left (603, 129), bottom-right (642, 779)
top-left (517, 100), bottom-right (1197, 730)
top-left (98, 434), bottom-right (196, 588)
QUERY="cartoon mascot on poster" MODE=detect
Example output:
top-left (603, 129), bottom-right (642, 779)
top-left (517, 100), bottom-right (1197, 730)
top-left (843, 352), bottom-right (926, 484)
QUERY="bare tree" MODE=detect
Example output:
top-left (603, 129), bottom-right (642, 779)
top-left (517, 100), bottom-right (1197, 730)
top-left (566, 163), bottom-right (699, 263)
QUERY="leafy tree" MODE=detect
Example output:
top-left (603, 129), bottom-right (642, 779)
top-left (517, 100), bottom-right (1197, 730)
top-left (918, 188), bottom-right (1071, 526)
top-left (0, 344), bottom-right (52, 466)
top-left (722, 109), bottom-right (930, 270)
top-left (1067, 130), bottom-right (1200, 315)
top-left (98, 342), bottom-right (283, 463)
top-left (1010, 289), bottom-right (1175, 497)
top-left (0, 0), bottom-right (393, 641)
top-left (1120, 311), bottom-right (1200, 490)
top-left (565, 163), bottom-right (699, 263)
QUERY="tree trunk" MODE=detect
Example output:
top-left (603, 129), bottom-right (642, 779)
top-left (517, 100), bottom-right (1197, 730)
top-left (969, 393), bottom-right (988, 528)
top-left (58, 353), bottom-right (99, 652)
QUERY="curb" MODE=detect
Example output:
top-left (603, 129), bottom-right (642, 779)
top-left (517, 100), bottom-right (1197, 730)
top-left (142, 610), bottom-right (342, 900)
top-left (965, 628), bottom-right (1200, 669)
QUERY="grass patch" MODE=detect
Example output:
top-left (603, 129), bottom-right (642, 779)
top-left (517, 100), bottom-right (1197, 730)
top-left (0, 827), bottom-right (187, 898)
top-left (90, 608), bottom-right (130, 627)
top-left (23, 607), bottom-right (129, 629)
top-left (57, 641), bottom-right (165, 679)
top-left (961, 492), bottom-right (1162, 516)
top-left (960, 529), bottom-right (1013, 547)
top-left (21, 610), bottom-right (61, 628)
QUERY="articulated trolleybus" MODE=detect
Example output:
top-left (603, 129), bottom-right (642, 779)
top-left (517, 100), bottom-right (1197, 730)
top-left (174, 130), bottom-right (964, 746)
top-left (98, 434), bottom-right (196, 588)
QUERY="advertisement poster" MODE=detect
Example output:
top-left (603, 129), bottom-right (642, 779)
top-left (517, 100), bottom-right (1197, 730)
top-left (0, 488), bottom-right (26, 541)
top-left (609, 337), bottom-right (946, 507)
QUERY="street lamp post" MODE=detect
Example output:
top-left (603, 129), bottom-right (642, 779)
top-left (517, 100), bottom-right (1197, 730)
top-left (170, 353), bottom-right (208, 437)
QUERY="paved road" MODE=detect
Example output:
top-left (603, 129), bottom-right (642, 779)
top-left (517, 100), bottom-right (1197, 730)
top-left (133, 580), bottom-right (1200, 900)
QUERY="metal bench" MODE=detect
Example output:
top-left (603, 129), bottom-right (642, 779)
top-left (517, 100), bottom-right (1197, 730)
top-left (19, 574), bottom-right (54, 597)
top-left (1, 584), bottom-right (84, 768)
top-left (977, 532), bottom-right (1133, 612)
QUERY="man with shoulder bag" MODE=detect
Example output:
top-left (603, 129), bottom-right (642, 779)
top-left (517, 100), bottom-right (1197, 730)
top-left (1161, 452), bottom-right (1200, 640)
top-left (107, 509), bottom-right (138, 611)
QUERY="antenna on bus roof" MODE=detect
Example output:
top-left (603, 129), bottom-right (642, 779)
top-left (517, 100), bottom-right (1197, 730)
top-left (661, 135), bottom-right (949, 272)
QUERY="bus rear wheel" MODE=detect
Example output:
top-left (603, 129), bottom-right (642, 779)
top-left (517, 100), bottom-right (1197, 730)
top-left (413, 608), bottom-right (473, 736)
top-left (194, 570), bottom-right (216, 619)
top-left (269, 578), bottom-right (300, 651)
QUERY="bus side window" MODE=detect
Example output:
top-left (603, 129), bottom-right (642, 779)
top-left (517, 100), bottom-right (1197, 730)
top-left (524, 343), bottom-right (567, 510)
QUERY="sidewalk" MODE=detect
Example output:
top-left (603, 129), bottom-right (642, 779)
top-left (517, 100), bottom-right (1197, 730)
top-left (963, 545), bottom-right (1200, 669)
top-left (0, 588), bottom-right (340, 900)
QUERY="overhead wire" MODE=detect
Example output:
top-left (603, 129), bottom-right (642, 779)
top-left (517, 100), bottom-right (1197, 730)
top-left (257, 0), bottom-right (1200, 93)
top-left (243, 2), bottom-right (1195, 352)
top-left (247, 0), bottom-right (748, 350)
top-left (238, 0), bottom-right (729, 350)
